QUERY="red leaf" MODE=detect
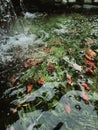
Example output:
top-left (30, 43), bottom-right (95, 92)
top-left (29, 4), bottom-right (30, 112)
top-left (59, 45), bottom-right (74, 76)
top-left (85, 67), bottom-right (94, 75)
top-left (37, 77), bottom-right (45, 85)
top-left (86, 60), bottom-right (96, 69)
top-left (64, 104), bottom-right (71, 114)
top-left (24, 59), bottom-right (42, 68)
top-left (81, 83), bottom-right (90, 90)
top-left (85, 54), bottom-right (93, 61)
top-left (82, 90), bottom-right (89, 103)
top-left (47, 62), bottom-right (56, 73)
top-left (87, 49), bottom-right (96, 58)
top-left (27, 84), bottom-right (33, 93)
top-left (67, 77), bottom-right (72, 84)
top-left (24, 58), bottom-right (32, 68)
top-left (44, 47), bottom-right (51, 53)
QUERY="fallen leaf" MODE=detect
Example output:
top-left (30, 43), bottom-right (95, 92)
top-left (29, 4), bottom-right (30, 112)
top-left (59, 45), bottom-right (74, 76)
top-left (86, 60), bottom-right (96, 68)
top-left (47, 62), bottom-right (56, 73)
top-left (64, 104), bottom-right (71, 114)
top-left (27, 84), bottom-right (33, 93)
top-left (85, 67), bottom-right (94, 75)
top-left (81, 83), bottom-right (90, 90)
top-left (82, 90), bottom-right (89, 103)
top-left (66, 74), bottom-right (72, 84)
top-left (68, 77), bottom-right (72, 84)
top-left (24, 59), bottom-right (42, 68)
top-left (31, 60), bottom-right (42, 66)
top-left (44, 47), bottom-right (51, 53)
top-left (24, 58), bottom-right (33, 68)
top-left (85, 54), bottom-right (93, 61)
top-left (87, 49), bottom-right (96, 58)
top-left (37, 77), bottom-right (45, 85)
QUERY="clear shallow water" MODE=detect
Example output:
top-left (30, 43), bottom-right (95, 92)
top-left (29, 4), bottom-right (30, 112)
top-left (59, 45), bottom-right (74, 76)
top-left (6, 88), bottom-right (98, 130)
top-left (0, 12), bottom-right (98, 130)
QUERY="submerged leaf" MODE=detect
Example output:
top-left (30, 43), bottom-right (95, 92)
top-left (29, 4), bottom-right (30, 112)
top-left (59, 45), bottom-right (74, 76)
top-left (85, 54), bottom-right (93, 61)
top-left (24, 58), bottom-right (42, 68)
top-left (37, 77), bottom-right (45, 85)
top-left (68, 77), bottom-right (72, 84)
top-left (66, 73), bottom-right (72, 84)
top-left (85, 67), bottom-right (94, 75)
top-left (82, 90), bottom-right (89, 103)
top-left (64, 104), bottom-right (71, 114)
top-left (86, 60), bottom-right (96, 68)
top-left (81, 83), bottom-right (90, 90)
top-left (24, 58), bottom-right (33, 68)
top-left (44, 47), bottom-right (51, 53)
top-left (27, 84), bottom-right (33, 93)
top-left (87, 49), bottom-right (96, 58)
top-left (47, 62), bottom-right (56, 73)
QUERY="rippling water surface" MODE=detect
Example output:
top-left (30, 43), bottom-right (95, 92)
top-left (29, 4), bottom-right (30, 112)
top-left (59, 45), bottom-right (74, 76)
top-left (0, 12), bottom-right (98, 130)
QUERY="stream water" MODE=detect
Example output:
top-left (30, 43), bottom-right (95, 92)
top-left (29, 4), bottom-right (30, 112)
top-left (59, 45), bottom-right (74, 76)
top-left (0, 5), bottom-right (98, 130)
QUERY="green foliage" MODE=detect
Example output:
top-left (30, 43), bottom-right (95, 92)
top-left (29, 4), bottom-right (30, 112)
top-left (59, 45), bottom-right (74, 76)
top-left (8, 13), bottom-right (98, 130)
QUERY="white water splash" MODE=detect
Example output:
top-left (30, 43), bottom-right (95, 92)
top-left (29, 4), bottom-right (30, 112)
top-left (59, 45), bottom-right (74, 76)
top-left (0, 33), bottom-right (43, 63)
top-left (24, 12), bottom-right (47, 19)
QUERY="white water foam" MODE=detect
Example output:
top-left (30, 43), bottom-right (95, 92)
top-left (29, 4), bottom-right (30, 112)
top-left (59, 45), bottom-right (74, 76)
top-left (0, 33), bottom-right (42, 63)
top-left (24, 12), bottom-right (47, 19)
